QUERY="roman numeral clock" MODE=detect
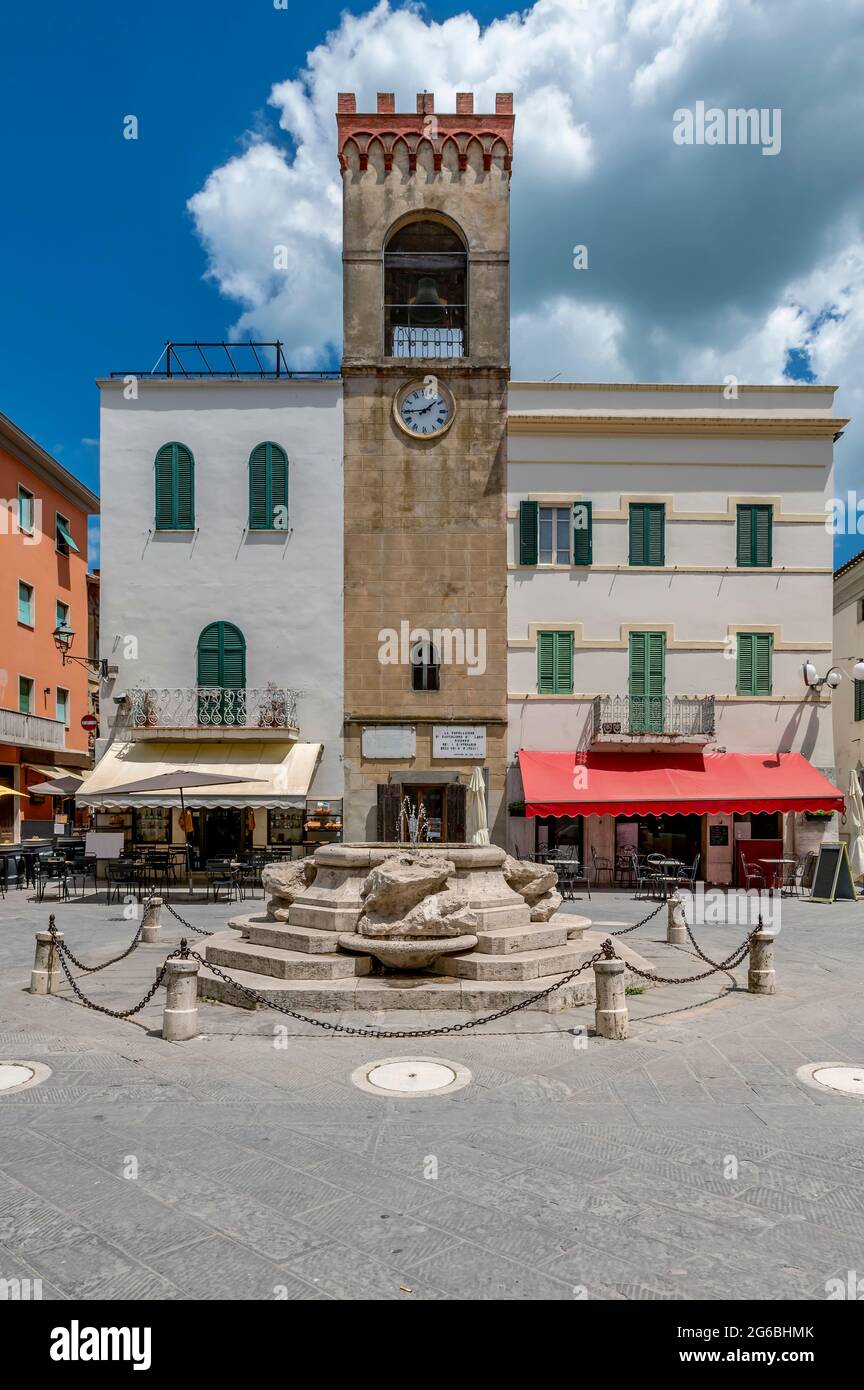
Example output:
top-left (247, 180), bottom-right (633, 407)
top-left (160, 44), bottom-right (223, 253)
top-left (337, 89), bottom-right (514, 844)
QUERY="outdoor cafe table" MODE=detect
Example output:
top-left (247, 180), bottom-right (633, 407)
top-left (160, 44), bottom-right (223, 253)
top-left (758, 857), bottom-right (798, 893)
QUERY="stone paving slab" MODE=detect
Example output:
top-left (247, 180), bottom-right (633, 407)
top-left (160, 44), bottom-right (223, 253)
top-left (1, 889), bottom-right (864, 1299)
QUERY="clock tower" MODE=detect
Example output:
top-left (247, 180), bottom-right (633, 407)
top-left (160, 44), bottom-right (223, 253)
top-left (338, 90), bottom-right (514, 843)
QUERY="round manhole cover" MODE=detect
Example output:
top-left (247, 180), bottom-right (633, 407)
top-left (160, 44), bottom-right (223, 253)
top-left (351, 1056), bottom-right (471, 1098)
top-left (0, 1061), bottom-right (51, 1095)
top-left (812, 1066), bottom-right (864, 1097)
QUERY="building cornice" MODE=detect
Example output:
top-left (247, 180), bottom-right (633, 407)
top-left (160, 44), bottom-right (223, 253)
top-left (0, 412), bottom-right (99, 512)
top-left (509, 381), bottom-right (839, 394)
top-left (507, 414), bottom-right (848, 439)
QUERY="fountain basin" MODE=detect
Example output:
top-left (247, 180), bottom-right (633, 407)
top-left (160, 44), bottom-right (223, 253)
top-left (338, 933), bottom-right (478, 970)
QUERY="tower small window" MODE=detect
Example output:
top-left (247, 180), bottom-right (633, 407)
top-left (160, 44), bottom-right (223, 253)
top-left (411, 640), bottom-right (440, 691)
top-left (384, 219), bottom-right (467, 359)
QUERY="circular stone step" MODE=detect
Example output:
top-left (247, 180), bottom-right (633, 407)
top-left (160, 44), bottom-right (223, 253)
top-left (351, 1055), bottom-right (472, 1097)
top-left (338, 933), bottom-right (477, 969)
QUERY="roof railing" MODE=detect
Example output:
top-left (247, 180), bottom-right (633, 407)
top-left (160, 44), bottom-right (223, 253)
top-left (109, 341), bottom-right (340, 380)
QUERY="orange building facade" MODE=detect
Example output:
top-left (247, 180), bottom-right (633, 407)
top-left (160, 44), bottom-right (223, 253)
top-left (0, 411), bottom-right (99, 843)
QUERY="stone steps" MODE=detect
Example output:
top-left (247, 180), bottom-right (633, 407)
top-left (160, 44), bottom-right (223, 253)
top-left (204, 930), bottom-right (371, 981)
top-left (247, 922), bottom-right (343, 954)
top-left (431, 941), bottom-right (598, 981)
top-left (474, 921), bottom-right (569, 954)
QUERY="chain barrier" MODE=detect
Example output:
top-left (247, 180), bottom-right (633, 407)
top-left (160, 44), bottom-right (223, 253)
top-left (46, 920), bottom-right (189, 1020)
top-left (607, 900), bottom-right (664, 936)
top-left (44, 913), bottom-right (143, 974)
top-left (162, 900), bottom-right (214, 937)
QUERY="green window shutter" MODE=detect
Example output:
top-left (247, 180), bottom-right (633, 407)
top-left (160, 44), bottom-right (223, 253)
top-left (572, 501), bottom-right (592, 565)
top-left (629, 503), bottom-right (665, 565)
top-left (753, 633), bottom-right (772, 695)
top-left (736, 634), bottom-right (753, 695)
top-left (196, 625), bottom-right (221, 687)
top-left (629, 631), bottom-right (664, 731)
top-left (155, 443), bottom-right (194, 529)
top-left (737, 505), bottom-right (773, 567)
top-left (519, 500), bottom-right (538, 566)
top-left (537, 631), bottom-right (556, 692)
top-left (555, 632), bottom-right (574, 693)
top-left (855, 681), bottom-right (864, 721)
top-left (269, 444), bottom-right (289, 524)
top-left (249, 442), bottom-right (288, 530)
top-left (220, 625), bottom-right (246, 689)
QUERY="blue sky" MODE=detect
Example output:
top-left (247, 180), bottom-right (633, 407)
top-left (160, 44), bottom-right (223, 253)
top-left (2, 0), bottom-right (862, 567)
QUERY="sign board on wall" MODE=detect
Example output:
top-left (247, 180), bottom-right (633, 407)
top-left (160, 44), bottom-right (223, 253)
top-left (361, 726), bottom-right (416, 759)
top-left (85, 831), bottom-right (126, 860)
top-left (432, 725), bottom-right (486, 759)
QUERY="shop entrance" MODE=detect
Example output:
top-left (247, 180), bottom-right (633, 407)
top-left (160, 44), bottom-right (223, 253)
top-left (377, 780), bottom-right (467, 842)
top-left (0, 766), bottom-right (16, 843)
top-left (619, 814), bottom-right (702, 871)
top-left (534, 815), bottom-right (584, 859)
top-left (203, 808), bottom-right (242, 860)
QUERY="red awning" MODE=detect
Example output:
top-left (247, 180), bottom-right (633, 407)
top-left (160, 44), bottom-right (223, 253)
top-left (518, 749), bottom-right (843, 818)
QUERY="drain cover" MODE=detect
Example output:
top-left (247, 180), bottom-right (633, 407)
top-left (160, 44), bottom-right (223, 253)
top-left (812, 1066), bottom-right (864, 1097)
top-left (351, 1056), bottom-right (471, 1098)
top-left (0, 1061), bottom-right (51, 1095)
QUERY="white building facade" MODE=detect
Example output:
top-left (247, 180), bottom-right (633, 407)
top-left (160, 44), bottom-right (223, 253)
top-left (506, 383), bottom-right (845, 884)
top-left (832, 550), bottom-right (864, 841)
top-left (82, 375), bottom-right (344, 860)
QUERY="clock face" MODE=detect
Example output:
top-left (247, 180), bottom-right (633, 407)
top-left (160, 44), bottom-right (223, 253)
top-left (395, 382), bottom-right (454, 439)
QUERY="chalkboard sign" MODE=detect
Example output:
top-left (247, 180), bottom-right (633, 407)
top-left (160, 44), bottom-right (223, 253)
top-left (709, 825), bottom-right (729, 846)
top-left (810, 842), bottom-right (858, 903)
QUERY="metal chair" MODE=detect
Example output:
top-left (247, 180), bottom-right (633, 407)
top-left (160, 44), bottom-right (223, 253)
top-left (675, 853), bottom-right (700, 891)
top-left (591, 846), bottom-right (613, 888)
top-left (34, 860), bottom-right (70, 903)
top-left (742, 862), bottom-right (767, 892)
top-left (206, 858), bottom-right (238, 904)
top-left (107, 860), bottom-right (141, 904)
top-left (786, 851), bottom-right (816, 898)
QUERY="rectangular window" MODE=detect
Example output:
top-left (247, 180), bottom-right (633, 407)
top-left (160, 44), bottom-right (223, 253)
top-left (537, 631), bottom-right (574, 694)
top-left (56, 687), bottom-right (69, 726)
top-left (56, 513), bottom-right (79, 554)
top-left (737, 504), bottom-right (773, 567)
top-left (737, 633), bottom-right (773, 695)
top-left (855, 680), bottom-right (864, 722)
top-left (17, 581), bottom-right (34, 626)
top-left (538, 507), bottom-right (571, 564)
top-left (857, 598), bottom-right (864, 624)
top-left (572, 501), bottom-right (593, 565)
top-left (17, 486), bottom-right (34, 533)
top-left (629, 503), bottom-right (665, 566)
top-left (629, 631), bottom-right (666, 732)
top-left (18, 676), bottom-right (34, 714)
top-left (56, 600), bottom-right (69, 631)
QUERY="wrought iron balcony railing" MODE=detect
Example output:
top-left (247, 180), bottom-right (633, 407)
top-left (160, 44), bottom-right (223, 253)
top-left (130, 686), bottom-right (299, 732)
top-left (592, 695), bottom-right (716, 740)
top-left (385, 305), bottom-right (467, 359)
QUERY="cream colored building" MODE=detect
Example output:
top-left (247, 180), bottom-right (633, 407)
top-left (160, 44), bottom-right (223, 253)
top-left (506, 382), bottom-right (846, 884)
top-left (832, 549), bottom-right (864, 844)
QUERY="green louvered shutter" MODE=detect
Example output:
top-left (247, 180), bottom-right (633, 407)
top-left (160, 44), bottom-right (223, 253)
top-left (737, 634), bottom-right (754, 695)
top-left (519, 500), bottom-right (538, 566)
top-left (754, 633), bottom-right (772, 695)
top-left (249, 444), bottom-right (269, 529)
top-left (197, 622), bottom-right (246, 725)
top-left (555, 632), bottom-right (574, 693)
top-left (737, 505), bottom-right (772, 567)
top-left (175, 446), bottom-right (194, 528)
top-left (269, 444), bottom-right (289, 526)
top-left (537, 631), bottom-right (556, 692)
top-left (155, 445), bottom-right (175, 529)
top-left (572, 501), bottom-right (592, 565)
top-left (629, 631), bottom-right (665, 731)
top-left (629, 503), bottom-right (665, 565)
top-left (155, 443), bottom-right (194, 529)
top-left (855, 681), bottom-right (864, 721)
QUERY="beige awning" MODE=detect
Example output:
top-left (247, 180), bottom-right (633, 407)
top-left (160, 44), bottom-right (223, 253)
top-left (27, 764), bottom-right (83, 782)
top-left (76, 740), bottom-right (322, 809)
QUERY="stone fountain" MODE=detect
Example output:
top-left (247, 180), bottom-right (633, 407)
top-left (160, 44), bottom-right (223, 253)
top-left (197, 841), bottom-right (656, 1012)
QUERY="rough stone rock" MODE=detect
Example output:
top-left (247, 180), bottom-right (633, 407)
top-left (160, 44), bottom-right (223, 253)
top-left (359, 852), bottom-right (455, 918)
top-left (502, 854), bottom-right (557, 903)
top-left (359, 889), bottom-right (479, 939)
top-left (530, 889), bottom-right (563, 922)
top-left (263, 857), bottom-right (317, 919)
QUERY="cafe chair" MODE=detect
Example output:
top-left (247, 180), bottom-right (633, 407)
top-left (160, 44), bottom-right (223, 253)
top-left (590, 846), bottom-right (613, 888)
top-left (206, 858), bottom-right (238, 904)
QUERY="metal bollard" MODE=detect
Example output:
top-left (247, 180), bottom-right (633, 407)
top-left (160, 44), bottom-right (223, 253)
top-left (593, 952), bottom-right (629, 1039)
top-left (162, 955), bottom-right (200, 1040)
top-left (141, 896), bottom-right (163, 944)
top-left (31, 929), bottom-right (63, 995)
top-left (748, 929), bottom-right (776, 995)
top-left (667, 892), bottom-right (687, 945)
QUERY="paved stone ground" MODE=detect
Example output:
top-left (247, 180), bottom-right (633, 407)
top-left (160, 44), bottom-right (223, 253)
top-left (1, 883), bottom-right (864, 1301)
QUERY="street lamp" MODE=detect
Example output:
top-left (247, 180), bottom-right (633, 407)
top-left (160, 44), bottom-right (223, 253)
top-left (803, 658), bottom-right (864, 690)
top-left (52, 624), bottom-right (109, 679)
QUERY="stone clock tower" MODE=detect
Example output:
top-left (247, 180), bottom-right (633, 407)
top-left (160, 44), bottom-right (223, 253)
top-left (338, 90), bottom-right (514, 843)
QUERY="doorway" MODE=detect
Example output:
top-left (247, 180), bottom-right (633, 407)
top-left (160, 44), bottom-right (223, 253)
top-left (203, 808), bottom-right (242, 859)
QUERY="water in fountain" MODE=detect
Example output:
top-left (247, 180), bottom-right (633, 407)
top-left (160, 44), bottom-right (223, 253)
top-left (398, 796), bottom-right (430, 844)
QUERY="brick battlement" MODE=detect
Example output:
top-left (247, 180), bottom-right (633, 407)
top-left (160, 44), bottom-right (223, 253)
top-left (336, 92), bottom-right (514, 174)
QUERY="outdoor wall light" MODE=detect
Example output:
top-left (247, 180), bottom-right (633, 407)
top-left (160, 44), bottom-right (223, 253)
top-left (52, 624), bottom-right (109, 679)
top-left (803, 659), bottom-right (864, 690)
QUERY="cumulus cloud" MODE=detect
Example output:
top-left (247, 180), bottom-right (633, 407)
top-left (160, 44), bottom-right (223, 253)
top-left (187, 0), bottom-right (864, 536)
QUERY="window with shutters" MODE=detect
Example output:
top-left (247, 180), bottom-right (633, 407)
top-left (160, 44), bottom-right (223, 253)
top-left (628, 632), bottom-right (665, 732)
top-left (18, 675), bottom-right (34, 714)
top-left (196, 622), bottom-right (246, 725)
top-left (248, 442), bottom-right (289, 530)
top-left (411, 640), bottom-right (440, 691)
top-left (628, 503), bottom-right (665, 566)
top-left (855, 680), bottom-right (864, 722)
top-left (538, 507), bottom-right (570, 564)
top-left (56, 687), bottom-right (69, 727)
top-left (17, 581), bottom-right (34, 627)
top-left (520, 500), bottom-right (593, 566)
top-left (736, 504), bottom-right (773, 567)
top-left (737, 633), bottom-right (773, 696)
top-left (154, 443), bottom-right (195, 530)
top-left (536, 631), bottom-right (574, 694)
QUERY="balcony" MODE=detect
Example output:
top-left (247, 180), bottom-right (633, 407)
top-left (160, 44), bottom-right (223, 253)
top-left (128, 686), bottom-right (300, 741)
top-left (0, 707), bottom-right (67, 751)
top-left (592, 695), bottom-right (715, 747)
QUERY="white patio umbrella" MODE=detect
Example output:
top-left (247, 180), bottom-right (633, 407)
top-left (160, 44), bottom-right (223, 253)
top-left (846, 769), bottom-right (864, 882)
top-left (466, 767), bottom-right (490, 845)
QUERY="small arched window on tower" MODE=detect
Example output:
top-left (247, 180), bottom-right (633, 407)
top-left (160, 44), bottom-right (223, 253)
top-left (384, 219), bottom-right (467, 359)
top-left (411, 639), bottom-right (440, 692)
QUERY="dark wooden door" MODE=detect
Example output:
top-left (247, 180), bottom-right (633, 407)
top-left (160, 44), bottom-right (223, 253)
top-left (377, 783), bottom-right (402, 842)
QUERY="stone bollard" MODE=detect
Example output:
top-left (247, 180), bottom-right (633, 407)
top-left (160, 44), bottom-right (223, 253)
top-left (162, 955), bottom-right (200, 1041)
top-left (141, 896), bottom-right (163, 944)
top-left (31, 929), bottom-right (63, 995)
top-left (748, 929), bottom-right (776, 995)
top-left (593, 953), bottom-right (629, 1040)
top-left (667, 892), bottom-right (687, 945)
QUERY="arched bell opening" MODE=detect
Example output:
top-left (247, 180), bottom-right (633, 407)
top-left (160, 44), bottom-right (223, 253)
top-left (383, 217), bottom-right (468, 359)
